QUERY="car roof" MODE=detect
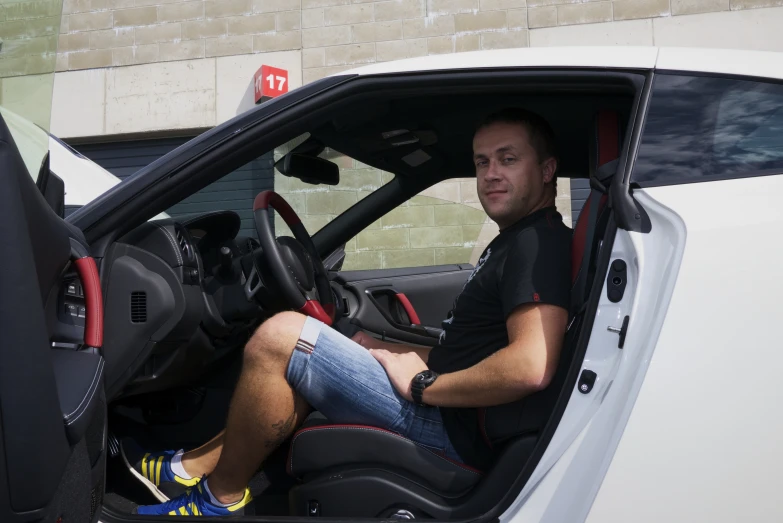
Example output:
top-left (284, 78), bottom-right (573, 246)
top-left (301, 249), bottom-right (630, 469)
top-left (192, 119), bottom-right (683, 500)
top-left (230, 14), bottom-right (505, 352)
top-left (343, 46), bottom-right (783, 81)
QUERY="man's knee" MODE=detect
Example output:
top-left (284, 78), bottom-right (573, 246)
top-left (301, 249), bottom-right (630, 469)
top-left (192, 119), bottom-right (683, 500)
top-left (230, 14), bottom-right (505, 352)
top-left (245, 311), bottom-right (306, 366)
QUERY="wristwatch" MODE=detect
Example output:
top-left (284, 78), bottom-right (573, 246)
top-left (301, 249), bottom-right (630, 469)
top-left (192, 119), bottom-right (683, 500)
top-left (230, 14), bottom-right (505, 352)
top-left (411, 370), bottom-right (439, 406)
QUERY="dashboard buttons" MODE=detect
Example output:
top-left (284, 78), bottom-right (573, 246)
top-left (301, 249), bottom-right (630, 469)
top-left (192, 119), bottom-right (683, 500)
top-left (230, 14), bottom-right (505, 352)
top-left (66, 281), bottom-right (83, 297)
top-left (65, 303), bottom-right (78, 317)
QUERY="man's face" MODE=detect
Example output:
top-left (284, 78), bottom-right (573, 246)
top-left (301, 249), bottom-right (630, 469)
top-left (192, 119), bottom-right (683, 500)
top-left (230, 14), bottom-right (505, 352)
top-left (472, 122), bottom-right (557, 229)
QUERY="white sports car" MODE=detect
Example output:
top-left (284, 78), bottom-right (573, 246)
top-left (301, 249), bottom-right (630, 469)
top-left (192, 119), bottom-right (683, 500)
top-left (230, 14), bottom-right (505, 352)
top-left (2, 46), bottom-right (782, 523)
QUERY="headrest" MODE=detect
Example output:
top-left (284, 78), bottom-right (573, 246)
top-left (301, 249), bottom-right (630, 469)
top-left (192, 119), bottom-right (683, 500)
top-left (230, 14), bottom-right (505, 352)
top-left (572, 110), bottom-right (621, 284)
top-left (588, 110), bottom-right (622, 177)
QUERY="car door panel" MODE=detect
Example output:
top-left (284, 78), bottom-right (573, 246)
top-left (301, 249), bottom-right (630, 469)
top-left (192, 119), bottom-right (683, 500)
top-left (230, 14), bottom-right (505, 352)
top-left (336, 264), bottom-right (471, 346)
top-left (0, 114), bottom-right (106, 520)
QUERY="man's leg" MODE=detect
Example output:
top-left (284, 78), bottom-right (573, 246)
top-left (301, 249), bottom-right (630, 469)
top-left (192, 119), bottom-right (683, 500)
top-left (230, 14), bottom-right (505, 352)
top-left (179, 430), bottom-right (223, 479)
top-left (137, 309), bottom-right (460, 512)
top-left (185, 311), bottom-right (311, 503)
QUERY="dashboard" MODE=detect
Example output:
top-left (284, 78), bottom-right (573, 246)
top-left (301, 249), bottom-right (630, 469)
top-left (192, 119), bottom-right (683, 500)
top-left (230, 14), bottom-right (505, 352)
top-left (53, 210), bottom-right (267, 401)
top-left (51, 209), bottom-right (463, 403)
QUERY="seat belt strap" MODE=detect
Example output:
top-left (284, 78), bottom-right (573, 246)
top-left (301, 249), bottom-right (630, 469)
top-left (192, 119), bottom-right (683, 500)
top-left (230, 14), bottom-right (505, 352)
top-left (572, 188), bottom-right (603, 316)
top-left (571, 158), bottom-right (617, 316)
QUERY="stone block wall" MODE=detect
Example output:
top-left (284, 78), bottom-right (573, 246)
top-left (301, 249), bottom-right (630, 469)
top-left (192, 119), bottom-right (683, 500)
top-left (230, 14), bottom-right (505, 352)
top-left (0, 0), bottom-right (62, 128)
top-left (53, 0), bottom-right (783, 76)
top-left (0, 0), bottom-right (61, 77)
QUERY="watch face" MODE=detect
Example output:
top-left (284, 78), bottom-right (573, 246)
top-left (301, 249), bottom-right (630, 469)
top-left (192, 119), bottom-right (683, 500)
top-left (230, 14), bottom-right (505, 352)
top-left (415, 370), bottom-right (436, 384)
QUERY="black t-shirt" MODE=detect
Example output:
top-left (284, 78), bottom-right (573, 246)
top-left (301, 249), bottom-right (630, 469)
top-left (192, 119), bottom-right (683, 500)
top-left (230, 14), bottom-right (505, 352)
top-left (427, 206), bottom-right (571, 468)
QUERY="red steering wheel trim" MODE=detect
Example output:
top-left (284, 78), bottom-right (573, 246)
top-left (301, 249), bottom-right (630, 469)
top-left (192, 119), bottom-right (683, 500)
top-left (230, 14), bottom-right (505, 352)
top-left (252, 190), bottom-right (335, 326)
top-left (253, 191), bottom-right (301, 225)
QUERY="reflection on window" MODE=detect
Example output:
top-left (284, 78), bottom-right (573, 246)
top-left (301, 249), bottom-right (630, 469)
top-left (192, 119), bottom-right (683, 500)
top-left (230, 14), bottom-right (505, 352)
top-left (344, 186), bottom-right (497, 271)
top-left (634, 74), bottom-right (783, 185)
top-left (715, 89), bottom-right (783, 166)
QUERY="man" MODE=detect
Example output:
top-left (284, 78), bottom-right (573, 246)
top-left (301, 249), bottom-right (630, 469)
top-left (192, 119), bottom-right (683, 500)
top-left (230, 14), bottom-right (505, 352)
top-left (126, 108), bottom-right (572, 516)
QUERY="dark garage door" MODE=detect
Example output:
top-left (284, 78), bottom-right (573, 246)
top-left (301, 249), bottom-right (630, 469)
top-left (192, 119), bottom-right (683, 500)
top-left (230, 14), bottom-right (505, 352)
top-left (75, 137), bottom-right (274, 238)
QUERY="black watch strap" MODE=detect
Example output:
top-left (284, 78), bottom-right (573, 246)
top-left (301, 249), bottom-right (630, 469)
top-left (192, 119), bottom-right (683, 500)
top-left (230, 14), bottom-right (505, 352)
top-left (411, 370), bottom-right (439, 406)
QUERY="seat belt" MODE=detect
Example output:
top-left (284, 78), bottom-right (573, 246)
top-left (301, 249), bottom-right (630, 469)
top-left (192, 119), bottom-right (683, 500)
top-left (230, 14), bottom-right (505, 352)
top-left (571, 190), bottom-right (602, 316)
top-left (571, 159), bottom-right (618, 317)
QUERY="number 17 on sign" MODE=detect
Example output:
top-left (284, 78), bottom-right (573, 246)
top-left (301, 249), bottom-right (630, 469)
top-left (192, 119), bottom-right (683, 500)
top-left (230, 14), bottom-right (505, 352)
top-left (254, 65), bottom-right (289, 104)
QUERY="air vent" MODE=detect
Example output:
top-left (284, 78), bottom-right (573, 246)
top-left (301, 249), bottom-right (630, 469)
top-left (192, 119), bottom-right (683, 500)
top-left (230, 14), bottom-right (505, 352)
top-left (131, 291), bottom-right (147, 323)
top-left (174, 226), bottom-right (192, 261)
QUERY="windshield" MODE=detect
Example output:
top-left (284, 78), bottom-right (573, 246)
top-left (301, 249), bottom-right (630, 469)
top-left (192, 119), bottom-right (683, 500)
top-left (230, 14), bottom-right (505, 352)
top-left (0, 0), bottom-right (62, 181)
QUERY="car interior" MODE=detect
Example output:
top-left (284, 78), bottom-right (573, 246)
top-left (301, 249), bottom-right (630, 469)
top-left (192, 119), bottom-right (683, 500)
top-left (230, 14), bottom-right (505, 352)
top-left (0, 70), bottom-right (641, 522)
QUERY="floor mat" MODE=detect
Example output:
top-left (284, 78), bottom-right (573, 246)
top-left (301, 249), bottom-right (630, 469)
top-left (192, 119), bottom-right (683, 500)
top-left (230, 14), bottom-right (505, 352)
top-left (104, 449), bottom-right (159, 513)
top-left (104, 492), bottom-right (139, 515)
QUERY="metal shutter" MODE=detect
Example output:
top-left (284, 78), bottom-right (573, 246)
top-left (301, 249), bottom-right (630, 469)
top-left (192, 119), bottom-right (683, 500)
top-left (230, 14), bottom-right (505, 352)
top-left (570, 178), bottom-right (590, 225)
top-left (75, 138), bottom-right (274, 238)
top-left (76, 137), bottom-right (191, 180)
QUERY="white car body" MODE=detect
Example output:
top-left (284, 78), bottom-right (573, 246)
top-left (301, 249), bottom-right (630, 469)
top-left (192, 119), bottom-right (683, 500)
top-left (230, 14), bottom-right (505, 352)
top-left (338, 47), bottom-right (783, 523)
top-left (344, 46), bottom-right (783, 80)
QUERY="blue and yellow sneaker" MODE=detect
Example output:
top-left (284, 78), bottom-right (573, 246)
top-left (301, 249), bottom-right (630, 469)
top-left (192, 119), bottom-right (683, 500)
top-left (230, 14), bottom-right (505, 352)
top-left (120, 438), bottom-right (201, 502)
top-left (135, 482), bottom-right (254, 516)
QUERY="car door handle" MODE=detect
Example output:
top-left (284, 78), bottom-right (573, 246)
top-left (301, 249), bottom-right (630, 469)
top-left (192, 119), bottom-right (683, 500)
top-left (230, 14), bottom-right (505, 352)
top-left (365, 287), bottom-right (423, 328)
top-left (394, 293), bottom-right (421, 325)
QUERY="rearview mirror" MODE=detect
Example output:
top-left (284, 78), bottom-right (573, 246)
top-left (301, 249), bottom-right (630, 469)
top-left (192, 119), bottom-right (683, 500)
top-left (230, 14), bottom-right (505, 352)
top-left (275, 153), bottom-right (339, 186)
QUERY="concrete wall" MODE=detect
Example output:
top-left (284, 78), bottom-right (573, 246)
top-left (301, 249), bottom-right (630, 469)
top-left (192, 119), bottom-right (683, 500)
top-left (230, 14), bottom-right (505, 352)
top-left (50, 49), bottom-right (301, 136)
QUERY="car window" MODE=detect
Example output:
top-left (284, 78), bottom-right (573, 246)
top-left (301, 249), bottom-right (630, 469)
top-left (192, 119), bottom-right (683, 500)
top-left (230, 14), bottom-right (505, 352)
top-left (169, 134), bottom-right (498, 271)
top-left (273, 144), bottom-right (393, 238)
top-left (633, 74), bottom-right (783, 186)
top-left (341, 182), bottom-right (498, 271)
top-left (714, 88), bottom-right (783, 166)
top-left (272, 139), bottom-right (498, 271)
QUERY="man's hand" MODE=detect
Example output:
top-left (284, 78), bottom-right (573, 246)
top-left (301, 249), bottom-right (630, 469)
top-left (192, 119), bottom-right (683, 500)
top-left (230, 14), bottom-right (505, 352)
top-left (351, 331), bottom-right (376, 349)
top-left (350, 330), bottom-right (433, 363)
top-left (369, 349), bottom-right (428, 402)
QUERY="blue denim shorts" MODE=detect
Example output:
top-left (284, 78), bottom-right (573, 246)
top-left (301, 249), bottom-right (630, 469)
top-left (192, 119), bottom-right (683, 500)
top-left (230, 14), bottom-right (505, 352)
top-left (286, 316), bottom-right (463, 463)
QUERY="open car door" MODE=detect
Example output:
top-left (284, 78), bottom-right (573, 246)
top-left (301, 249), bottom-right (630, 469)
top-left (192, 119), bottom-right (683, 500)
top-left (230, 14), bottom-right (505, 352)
top-left (0, 112), bottom-right (107, 520)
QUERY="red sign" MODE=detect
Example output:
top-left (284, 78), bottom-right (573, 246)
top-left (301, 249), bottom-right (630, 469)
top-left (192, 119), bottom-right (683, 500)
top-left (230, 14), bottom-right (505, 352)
top-left (254, 65), bottom-right (288, 104)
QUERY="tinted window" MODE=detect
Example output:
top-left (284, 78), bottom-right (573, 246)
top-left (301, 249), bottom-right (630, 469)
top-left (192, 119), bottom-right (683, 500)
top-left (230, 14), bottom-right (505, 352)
top-left (633, 74), bottom-right (783, 186)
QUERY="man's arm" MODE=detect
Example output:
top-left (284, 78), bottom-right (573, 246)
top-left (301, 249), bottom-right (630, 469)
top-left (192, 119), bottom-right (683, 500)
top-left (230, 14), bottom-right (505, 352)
top-left (352, 331), bottom-right (432, 363)
top-left (370, 302), bottom-right (567, 407)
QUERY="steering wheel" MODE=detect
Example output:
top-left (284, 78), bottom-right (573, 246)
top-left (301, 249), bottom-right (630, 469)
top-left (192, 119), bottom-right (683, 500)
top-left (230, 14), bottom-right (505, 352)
top-left (244, 190), bottom-right (334, 326)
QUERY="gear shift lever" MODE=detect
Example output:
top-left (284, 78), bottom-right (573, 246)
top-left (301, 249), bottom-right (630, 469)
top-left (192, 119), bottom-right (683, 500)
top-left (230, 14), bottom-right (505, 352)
top-left (219, 246), bottom-right (234, 277)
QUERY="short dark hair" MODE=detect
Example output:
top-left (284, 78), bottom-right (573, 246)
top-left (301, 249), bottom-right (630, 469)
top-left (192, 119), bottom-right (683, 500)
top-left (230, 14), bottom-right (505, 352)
top-left (475, 107), bottom-right (559, 191)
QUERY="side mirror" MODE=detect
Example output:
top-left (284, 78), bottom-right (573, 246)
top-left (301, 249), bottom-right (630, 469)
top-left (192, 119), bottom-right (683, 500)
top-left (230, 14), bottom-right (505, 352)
top-left (36, 153), bottom-right (65, 218)
top-left (275, 153), bottom-right (339, 186)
